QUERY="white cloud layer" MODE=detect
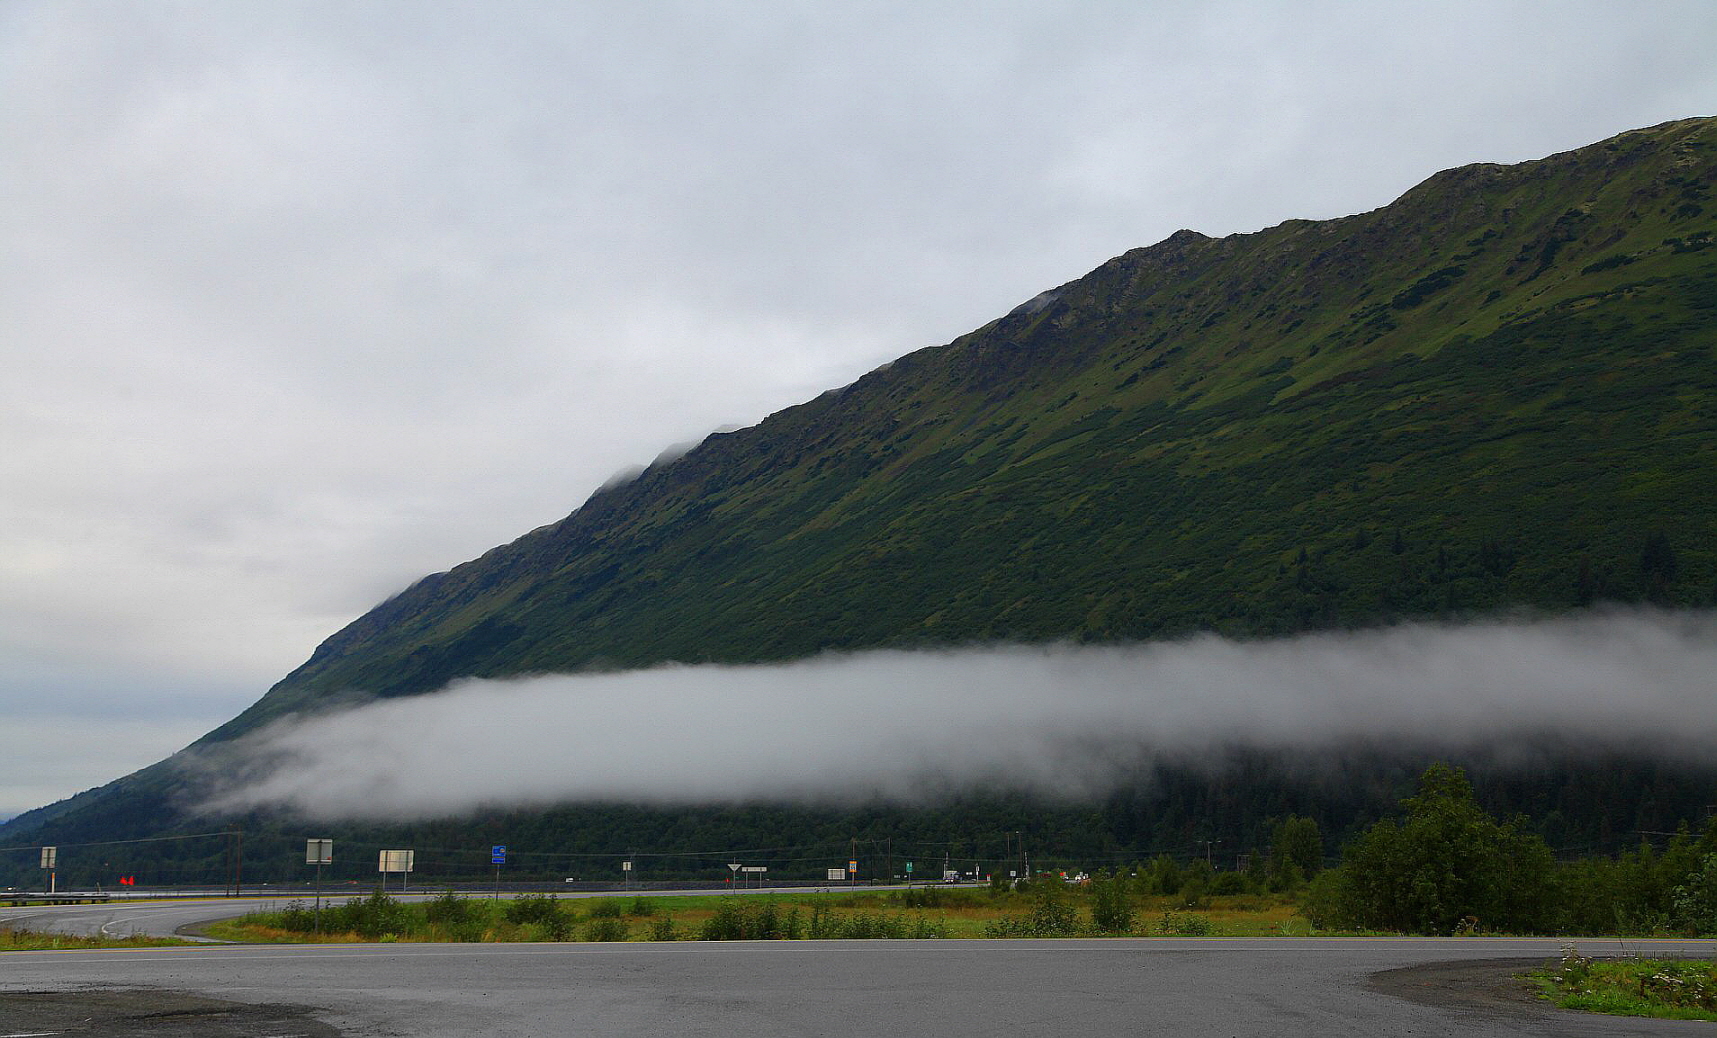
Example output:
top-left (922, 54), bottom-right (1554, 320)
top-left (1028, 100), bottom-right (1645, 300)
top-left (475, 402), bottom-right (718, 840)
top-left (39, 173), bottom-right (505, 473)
top-left (2, 1), bottom-right (1714, 816)
top-left (193, 610), bottom-right (1717, 820)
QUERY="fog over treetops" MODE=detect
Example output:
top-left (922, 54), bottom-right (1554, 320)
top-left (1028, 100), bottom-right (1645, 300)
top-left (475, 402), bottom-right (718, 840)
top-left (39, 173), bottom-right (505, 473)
top-left (190, 609), bottom-right (1717, 820)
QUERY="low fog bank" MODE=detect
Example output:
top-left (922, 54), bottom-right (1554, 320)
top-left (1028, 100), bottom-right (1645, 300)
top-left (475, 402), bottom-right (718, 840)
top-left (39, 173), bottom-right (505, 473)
top-left (191, 609), bottom-right (1717, 820)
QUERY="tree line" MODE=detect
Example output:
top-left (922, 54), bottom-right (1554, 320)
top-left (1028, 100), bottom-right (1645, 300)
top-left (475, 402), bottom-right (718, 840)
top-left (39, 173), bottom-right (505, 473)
top-left (1302, 763), bottom-right (1717, 935)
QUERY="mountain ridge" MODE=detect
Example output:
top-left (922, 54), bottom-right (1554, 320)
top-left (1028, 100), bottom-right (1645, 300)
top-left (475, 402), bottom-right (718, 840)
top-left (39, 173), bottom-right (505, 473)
top-left (4, 116), bottom-right (1714, 862)
top-left (204, 115), bottom-right (1715, 740)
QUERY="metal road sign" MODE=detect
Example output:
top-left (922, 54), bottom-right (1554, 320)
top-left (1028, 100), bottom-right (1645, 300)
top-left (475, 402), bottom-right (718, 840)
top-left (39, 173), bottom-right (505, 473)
top-left (306, 839), bottom-right (333, 865)
top-left (492, 845), bottom-right (507, 865)
top-left (40, 846), bottom-right (56, 869)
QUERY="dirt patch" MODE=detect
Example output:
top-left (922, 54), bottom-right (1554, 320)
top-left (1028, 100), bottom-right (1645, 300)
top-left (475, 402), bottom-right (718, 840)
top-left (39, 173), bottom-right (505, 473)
top-left (1368, 956), bottom-right (1557, 1018)
top-left (0, 988), bottom-right (340, 1036)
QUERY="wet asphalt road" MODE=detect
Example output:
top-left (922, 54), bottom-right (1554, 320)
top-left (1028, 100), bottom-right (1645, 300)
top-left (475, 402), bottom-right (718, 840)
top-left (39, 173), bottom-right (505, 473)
top-left (4, 900), bottom-right (1716, 1036)
top-left (6, 936), bottom-right (1717, 1037)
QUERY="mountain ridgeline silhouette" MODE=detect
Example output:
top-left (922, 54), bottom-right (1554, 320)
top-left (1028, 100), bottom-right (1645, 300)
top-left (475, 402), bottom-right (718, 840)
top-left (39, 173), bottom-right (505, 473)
top-left (3, 117), bottom-right (1714, 874)
top-left (210, 116), bottom-right (1717, 736)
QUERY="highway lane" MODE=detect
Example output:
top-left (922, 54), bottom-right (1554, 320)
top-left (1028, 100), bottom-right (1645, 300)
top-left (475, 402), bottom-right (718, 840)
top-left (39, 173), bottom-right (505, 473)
top-left (0, 895), bottom-right (297, 940)
top-left (4, 936), bottom-right (1716, 1036)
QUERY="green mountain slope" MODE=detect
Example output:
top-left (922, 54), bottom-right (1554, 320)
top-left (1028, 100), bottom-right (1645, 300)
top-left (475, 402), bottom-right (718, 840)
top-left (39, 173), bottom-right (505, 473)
top-left (212, 115), bottom-right (1717, 738)
top-left (3, 118), bottom-right (1714, 870)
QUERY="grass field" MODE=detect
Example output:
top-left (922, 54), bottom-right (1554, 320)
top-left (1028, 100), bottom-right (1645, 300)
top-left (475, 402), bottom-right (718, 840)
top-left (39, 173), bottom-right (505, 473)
top-left (0, 927), bottom-right (188, 952)
top-left (1534, 945), bottom-right (1717, 1021)
top-left (206, 886), bottom-right (1316, 945)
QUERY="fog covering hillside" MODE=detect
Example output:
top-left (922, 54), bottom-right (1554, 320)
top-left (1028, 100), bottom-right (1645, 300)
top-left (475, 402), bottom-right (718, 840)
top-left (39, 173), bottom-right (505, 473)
top-left (2, 117), bottom-right (1714, 883)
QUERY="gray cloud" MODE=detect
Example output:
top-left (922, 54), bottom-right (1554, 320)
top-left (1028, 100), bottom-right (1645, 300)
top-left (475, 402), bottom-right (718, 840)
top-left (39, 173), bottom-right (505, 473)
top-left (192, 610), bottom-right (1717, 820)
top-left (3, 1), bottom-right (1714, 814)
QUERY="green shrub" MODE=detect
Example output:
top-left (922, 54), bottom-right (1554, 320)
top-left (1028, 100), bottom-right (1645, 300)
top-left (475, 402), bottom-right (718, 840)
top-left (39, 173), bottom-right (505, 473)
top-left (986, 878), bottom-right (1081, 937)
top-left (583, 917), bottom-right (629, 942)
top-left (1140, 855), bottom-right (1182, 897)
top-left (273, 899), bottom-right (317, 933)
top-left (1673, 854), bottom-right (1717, 936)
top-left (1087, 871), bottom-right (1135, 933)
top-left (890, 887), bottom-right (984, 910)
top-left (1540, 949), bottom-right (1717, 1021)
top-left (425, 892), bottom-right (489, 942)
top-left (539, 910), bottom-right (575, 942)
top-left (808, 903), bottom-right (836, 939)
top-left (1300, 868), bottom-right (1351, 930)
top-left (1328, 764), bottom-right (1555, 934)
top-left (504, 894), bottom-right (566, 926)
top-left (700, 901), bottom-right (745, 941)
top-left (1156, 910), bottom-right (1212, 936)
top-left (1268, 816), bottom-right (1324, 891)
top-left (331, 889), bottom-right (412, 939)
top-left (425, 892), bottom-right (479, 928)
top-left (837, 913), bottom-right (903, 939)
top-left (700, 900), bottom-right (791, 940)
top-left (905, 915), bottom-right (949, 939)
top-left (586, 898), bottom-right (624, 919)
top-left (701, 900), bottom-right (942, 941)
top-left (1177, 871), bottom-right (1209, 909)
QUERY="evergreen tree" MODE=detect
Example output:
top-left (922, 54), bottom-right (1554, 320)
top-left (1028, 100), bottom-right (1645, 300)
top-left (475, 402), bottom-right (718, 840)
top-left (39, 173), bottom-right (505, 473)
top-left (1313, 764), bottom-right (1555, 934)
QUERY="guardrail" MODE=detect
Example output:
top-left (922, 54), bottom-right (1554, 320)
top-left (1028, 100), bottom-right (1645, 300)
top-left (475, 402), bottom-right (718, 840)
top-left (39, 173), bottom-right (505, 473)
top-left (3, 893), bottom-right (112, 907)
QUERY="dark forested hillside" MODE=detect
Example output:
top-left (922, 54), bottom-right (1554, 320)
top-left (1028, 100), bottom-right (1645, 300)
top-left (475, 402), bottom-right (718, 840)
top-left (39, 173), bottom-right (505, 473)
top-left (3, 117), bottom-right (1714, 875)
top-left (206, 116), bottom-right (1717, 738)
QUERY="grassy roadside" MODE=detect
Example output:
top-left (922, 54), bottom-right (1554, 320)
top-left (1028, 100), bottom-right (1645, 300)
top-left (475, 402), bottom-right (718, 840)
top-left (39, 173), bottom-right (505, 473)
top-left (0, 928), bottom-right (189, 951)
top-left (207, 886), bottom-right (1313, 944)
top-left (1533, 945), bottom-right (1717, 1022)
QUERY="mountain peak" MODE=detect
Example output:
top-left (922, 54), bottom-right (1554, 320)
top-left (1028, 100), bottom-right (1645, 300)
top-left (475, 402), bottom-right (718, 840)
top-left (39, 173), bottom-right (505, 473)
top-left (7, 118), bottom-right (1710, 863)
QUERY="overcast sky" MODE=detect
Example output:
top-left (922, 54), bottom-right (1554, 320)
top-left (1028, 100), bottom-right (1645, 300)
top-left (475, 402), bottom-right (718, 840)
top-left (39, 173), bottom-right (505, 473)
top-left (2, 1), bottom-right (1713, 820)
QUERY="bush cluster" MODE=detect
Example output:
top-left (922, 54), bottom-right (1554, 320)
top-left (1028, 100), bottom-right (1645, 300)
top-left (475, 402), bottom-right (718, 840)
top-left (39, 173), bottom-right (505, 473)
top-left (1154, 910), bottom-right (1213, 936)
top-left (698, 900), bottom-right (947, 941)
top-left (276, 889), bottom-right (413, 939)
top-left (984, 879), bottom-right (1081, 937)
top-left (502, 894), bottom-right (574, 940)
top-left (1307, 765), bottom-right (1717, 936)
top-left (425, 891), bottom-right (487, 942)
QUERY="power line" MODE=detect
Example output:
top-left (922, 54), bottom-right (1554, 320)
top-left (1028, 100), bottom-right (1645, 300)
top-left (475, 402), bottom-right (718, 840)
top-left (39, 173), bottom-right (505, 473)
top-left (0, 830), bottom-right (231, 854)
